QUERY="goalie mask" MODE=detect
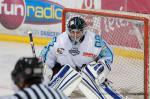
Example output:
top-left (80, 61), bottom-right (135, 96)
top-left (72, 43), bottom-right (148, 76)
top-left (67, 17), bottom-right (87, 45)
top-left (11, 57), bottom-right (44, 86)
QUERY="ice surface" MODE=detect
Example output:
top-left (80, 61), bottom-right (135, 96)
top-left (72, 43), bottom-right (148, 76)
top-left (0, 41), bottom-right (86, 99)
top-left (1, 41), bottom-right (149, 99)
top-left (0, 41), bottom-right (43, 95)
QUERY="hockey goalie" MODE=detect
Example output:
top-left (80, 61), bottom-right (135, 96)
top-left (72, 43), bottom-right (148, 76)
top-left (40, 17), bottom-right (124, 99)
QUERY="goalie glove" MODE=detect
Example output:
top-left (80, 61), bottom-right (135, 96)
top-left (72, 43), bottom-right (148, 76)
top-left (84, 60), bottom-right (110, 85)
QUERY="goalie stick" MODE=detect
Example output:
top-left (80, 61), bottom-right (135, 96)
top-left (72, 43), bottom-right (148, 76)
top-left (28, 31), bottom-right (36, 57)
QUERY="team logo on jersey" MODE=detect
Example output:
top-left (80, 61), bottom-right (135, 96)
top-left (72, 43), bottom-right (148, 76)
top-left (69, 48), bottom-right (80, 56)
top-left (56, 48), bottom-right (64, 54)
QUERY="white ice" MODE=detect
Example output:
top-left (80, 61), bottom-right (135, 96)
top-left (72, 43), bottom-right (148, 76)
top-left (0, 41), bottom-right (85, 99)
top-left (0, 41), bottom-right (43, 95)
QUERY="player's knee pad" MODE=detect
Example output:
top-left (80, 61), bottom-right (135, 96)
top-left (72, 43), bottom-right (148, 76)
top-left (48, 64), bottom-right (82, 96)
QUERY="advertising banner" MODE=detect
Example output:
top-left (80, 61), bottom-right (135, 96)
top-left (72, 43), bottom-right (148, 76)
top-left (0, 0), bottom-right (101, 38)
top-left (0, 0), bottom-right (65, 39)
top-left (102, 0), bottom-right (150, 14)
top-left (0, 0), bottom-right (149, 44)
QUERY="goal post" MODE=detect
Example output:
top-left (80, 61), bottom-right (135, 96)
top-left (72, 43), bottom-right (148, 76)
top-left (62, 8), bottom-right (149, 99)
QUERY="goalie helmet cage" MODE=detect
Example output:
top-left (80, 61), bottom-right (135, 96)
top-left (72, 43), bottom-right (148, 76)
top-left (62, 8), bottom-right (149, 99)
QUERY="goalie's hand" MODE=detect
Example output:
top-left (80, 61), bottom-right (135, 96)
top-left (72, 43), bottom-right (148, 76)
top-left (43, 64), bottom-right (53, 83)
top-left (84, 61), bottom-right (110, 85)
top-left (86, 61), bottom-right (104, 77)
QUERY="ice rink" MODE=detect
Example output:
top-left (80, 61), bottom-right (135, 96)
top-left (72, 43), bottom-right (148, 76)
top-left (0, 41), bottom-right (86, 99)
top-left (0, 41), bottom-right (149, 99)
top-left (0, 41), bottom-right (43, 95)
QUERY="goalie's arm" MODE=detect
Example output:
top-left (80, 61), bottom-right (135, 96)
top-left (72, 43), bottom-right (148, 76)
top-left (79, 43), bottom-right (114, 99)
top-left (96, 38), bottom-right (114, 71)
top-left (88, 38), bottom-right (114, 84)
top-left (40, 37), bottom-right (63, 77)
top-left (40, 37), bottom-right (56, 65)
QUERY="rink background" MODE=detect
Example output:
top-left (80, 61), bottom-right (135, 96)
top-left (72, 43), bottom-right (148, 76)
top-left (0, 41), bottom-right (150, 99)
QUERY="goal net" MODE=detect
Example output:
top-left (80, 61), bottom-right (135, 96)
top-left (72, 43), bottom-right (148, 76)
top-left (62, 8), bottom-right (149, 99)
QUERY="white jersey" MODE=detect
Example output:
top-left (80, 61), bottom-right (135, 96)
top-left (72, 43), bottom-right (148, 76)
top-left (41, 31), bottom-right (113, 69)
top-left (2, 84), bottom-right (68, 99)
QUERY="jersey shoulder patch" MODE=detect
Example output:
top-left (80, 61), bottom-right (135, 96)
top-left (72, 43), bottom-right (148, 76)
top-left (94, 34), bottom-right (104, 48)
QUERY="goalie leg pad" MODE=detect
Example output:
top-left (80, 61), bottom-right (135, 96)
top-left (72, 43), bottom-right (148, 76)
top-left (48, 64), bottom-right (82, 96)
top-left (79, 69), bottom-right (106, 99)
top-left (100, 83), bottom-right (124, 99)
top-left (79, 65), bottom-right (123, 99)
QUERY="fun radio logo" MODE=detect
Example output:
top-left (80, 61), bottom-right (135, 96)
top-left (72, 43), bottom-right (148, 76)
top-left (0, 0), bottom-right (25, 29)
top-left (25, 0), bottom-right (64, 24)
top-left (0, 0), bottom-right (64, 30)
